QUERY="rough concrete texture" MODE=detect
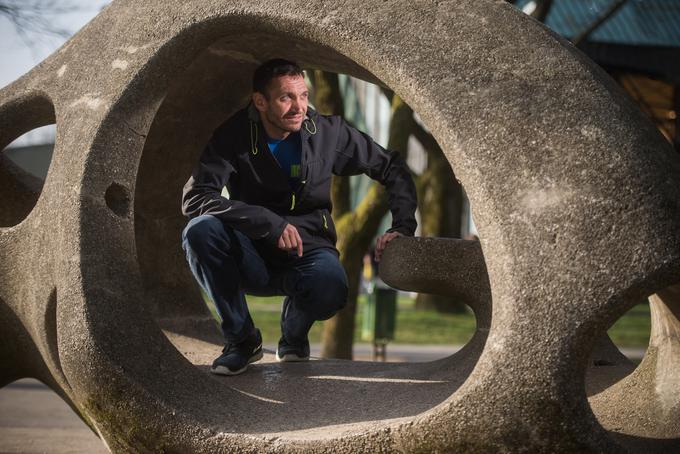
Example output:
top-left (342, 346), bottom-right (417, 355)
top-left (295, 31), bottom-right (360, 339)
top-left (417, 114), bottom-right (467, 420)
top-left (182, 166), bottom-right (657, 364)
top-left (1, 0), bottom-right (680, 451)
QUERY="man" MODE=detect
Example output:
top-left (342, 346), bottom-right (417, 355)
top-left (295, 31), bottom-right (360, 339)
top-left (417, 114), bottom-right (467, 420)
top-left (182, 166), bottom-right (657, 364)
top-left (181, 59), bottom-right (417, 376)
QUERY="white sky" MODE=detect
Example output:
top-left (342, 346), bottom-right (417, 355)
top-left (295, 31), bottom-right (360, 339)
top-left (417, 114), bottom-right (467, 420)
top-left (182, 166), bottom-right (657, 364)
top-left (0, 1), bottom-right (110, 87)
top-left (1, 1), bottom-right (110, 146)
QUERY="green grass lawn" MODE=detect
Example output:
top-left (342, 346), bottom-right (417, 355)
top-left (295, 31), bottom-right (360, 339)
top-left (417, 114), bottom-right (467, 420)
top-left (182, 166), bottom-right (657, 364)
top-left (206, 293), bottom-right (651, 348)
top-left (607, 302), bottom-right (651, 348)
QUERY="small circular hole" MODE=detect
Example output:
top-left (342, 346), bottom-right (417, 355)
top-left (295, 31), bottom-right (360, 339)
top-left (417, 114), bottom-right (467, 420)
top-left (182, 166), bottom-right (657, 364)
top-left (105, 183), bottom-right (131, 218)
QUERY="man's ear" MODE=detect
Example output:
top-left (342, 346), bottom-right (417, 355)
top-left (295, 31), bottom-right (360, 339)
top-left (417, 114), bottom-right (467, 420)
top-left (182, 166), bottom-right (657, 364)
top-left (252, 92), bottom-right (267, 112)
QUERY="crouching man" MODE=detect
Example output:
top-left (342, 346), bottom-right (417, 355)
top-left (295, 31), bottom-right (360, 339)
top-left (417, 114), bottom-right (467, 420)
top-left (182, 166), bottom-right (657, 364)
top-left (181, 59), bottom-right (417, 375)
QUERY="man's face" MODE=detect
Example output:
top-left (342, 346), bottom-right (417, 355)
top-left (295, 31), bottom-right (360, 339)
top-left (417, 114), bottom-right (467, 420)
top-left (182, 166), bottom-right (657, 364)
top-left (253, 74), bottom-right (309, 137)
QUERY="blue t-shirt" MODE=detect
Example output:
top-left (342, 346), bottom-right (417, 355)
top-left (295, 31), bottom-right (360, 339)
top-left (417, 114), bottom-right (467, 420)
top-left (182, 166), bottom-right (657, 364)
top-left (267, 132), bottom-right (302, 188)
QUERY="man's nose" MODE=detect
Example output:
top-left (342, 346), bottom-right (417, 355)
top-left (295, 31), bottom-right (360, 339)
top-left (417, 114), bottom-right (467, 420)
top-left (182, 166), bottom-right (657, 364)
top-left (291, 98), bottom-right (302, 111)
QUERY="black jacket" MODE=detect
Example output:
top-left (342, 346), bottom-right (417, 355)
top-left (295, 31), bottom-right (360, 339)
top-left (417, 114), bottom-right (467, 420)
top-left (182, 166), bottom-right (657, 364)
top-left (182, 104), bottom-right (417, 260)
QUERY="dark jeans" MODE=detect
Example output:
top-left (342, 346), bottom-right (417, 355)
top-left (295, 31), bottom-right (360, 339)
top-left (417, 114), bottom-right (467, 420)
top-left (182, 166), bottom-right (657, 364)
top-left (181, 214), bottom-right (348, 344)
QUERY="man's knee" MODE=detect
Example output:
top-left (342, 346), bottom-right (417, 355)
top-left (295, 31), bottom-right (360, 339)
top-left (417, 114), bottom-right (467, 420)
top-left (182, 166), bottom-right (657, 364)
top-left (316, 298), bottom-right (347, 321)
top-left (182, 215), bottom-right (228, 252)
top-left (307, 269), bottom-right (348, 320)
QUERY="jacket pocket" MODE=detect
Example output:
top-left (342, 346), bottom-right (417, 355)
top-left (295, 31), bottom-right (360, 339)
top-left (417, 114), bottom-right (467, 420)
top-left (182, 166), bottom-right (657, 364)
top-left (320, 209), bottom-right (337, 244)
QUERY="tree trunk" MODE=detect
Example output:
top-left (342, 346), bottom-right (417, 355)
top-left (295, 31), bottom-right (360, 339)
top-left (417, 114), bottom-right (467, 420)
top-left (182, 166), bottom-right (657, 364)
top-left (412, 124), bottom-right (467, 313)
top-left (321, 92), bottom-right (414, 359)
top-left (414, 158), bottom-right (467, 313)
top-left (311, 70), bottom-right (344, 115)
top-left (322, 183), bottom-right (387, 358)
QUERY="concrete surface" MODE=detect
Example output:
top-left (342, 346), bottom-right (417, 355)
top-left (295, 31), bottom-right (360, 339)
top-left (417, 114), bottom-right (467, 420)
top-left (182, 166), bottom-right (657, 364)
top-left (0, 344), bottom-right (458, 453)
top-left (2, 0), bottom-right (680, 451)
top-left (0, 345), bottom-right (648, 453)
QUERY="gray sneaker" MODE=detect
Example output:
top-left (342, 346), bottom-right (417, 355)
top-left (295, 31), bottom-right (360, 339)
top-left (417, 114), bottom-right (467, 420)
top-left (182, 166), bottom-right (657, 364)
top-left (211, 329), bottom-right (263, 375)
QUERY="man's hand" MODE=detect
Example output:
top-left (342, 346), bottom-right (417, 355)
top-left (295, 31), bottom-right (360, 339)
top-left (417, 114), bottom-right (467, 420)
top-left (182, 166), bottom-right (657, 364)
top-left (374, 231), bottom-right (403, 262)
top-left (278, 223), bottom-right (303, 257)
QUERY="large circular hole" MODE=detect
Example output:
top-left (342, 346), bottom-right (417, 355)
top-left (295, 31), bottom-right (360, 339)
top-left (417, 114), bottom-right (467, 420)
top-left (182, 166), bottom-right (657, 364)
top-left (128, 31), bottom-right (485, 435)
top-left (0, 95), bottom-right (56, 228)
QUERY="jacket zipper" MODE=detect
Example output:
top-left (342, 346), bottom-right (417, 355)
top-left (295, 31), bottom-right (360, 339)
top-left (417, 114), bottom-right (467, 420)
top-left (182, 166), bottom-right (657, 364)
top-left (297, 127), bottom-right (310, 207)
top-left (291, 180), bottom-right (307, 212)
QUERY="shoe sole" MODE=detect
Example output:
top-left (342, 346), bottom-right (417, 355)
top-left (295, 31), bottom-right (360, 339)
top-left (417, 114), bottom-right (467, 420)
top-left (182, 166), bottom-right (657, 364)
top-left (210, 349), bottom-right (263, 376)
top-left (275, 352), bottom-right (310, 362)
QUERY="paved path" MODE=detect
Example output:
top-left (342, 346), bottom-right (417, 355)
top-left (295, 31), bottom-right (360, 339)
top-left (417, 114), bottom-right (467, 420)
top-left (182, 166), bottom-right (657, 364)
top-left (0, 379), bottom-right (107, 454)
top-left (0, 344), bottom-right (644, 453)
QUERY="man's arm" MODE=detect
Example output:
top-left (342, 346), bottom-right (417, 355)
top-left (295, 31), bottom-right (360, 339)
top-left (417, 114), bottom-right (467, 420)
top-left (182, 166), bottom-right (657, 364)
top-left (182, 127), bottom-right (288, 244)
top-left (332, 118), bottom-right (418, 236)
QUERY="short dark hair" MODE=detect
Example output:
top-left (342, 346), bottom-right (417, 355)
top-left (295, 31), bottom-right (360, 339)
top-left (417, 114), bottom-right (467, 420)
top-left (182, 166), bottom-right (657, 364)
top-left (252, 58), bottom-right (304, 97)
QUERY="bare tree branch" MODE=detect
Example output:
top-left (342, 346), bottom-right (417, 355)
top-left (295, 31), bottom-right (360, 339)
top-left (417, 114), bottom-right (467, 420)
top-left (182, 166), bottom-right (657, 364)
top-left (573, 0), bottom-right (629, 46)
top-left (0, 0), bottom-right (85, 50)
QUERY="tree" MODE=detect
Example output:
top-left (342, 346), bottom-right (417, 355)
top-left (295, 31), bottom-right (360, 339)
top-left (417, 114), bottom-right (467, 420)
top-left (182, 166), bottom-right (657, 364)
top-left (311, 71), bottom-right (415, 359)
top-left (312, 71), bottom-right (476, 356)
top-left (380, 89), bottom-right (468, 313)
top-left (411, 123), bottom-right (467, 313)
top-left (0, 1), bottom-right (83, 49)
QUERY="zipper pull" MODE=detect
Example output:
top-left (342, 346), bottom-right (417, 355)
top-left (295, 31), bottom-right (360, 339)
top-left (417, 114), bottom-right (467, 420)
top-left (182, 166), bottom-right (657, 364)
top-left (322, 213), bottom-right (328, 229)
top-left (290, 193), bottom-right (296, 211)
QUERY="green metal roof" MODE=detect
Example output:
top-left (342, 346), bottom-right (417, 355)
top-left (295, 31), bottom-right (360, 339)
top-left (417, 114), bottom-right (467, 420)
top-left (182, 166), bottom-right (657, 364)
top-left (513, 0), bottom-right (680, 47)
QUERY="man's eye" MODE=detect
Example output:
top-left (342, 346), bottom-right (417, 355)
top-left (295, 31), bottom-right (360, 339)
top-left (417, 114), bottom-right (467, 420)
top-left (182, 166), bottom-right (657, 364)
top-left (281, 95), bottom-right (290, 101)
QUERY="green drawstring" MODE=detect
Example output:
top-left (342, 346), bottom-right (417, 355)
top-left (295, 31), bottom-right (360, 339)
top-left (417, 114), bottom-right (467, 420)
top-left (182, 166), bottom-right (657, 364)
top-left (322, 213), bottom-right (328, 229)
top-left (250, 121), bottom-right (258, 155)
top-left (304, 117), bottom-right (317, 135)
top-left (290, 193), bottom-right (295, 211)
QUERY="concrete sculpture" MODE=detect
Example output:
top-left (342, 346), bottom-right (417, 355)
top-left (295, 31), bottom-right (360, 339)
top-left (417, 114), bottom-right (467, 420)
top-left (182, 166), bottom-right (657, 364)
top-left (1, 0), bottom-right (679, 451)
